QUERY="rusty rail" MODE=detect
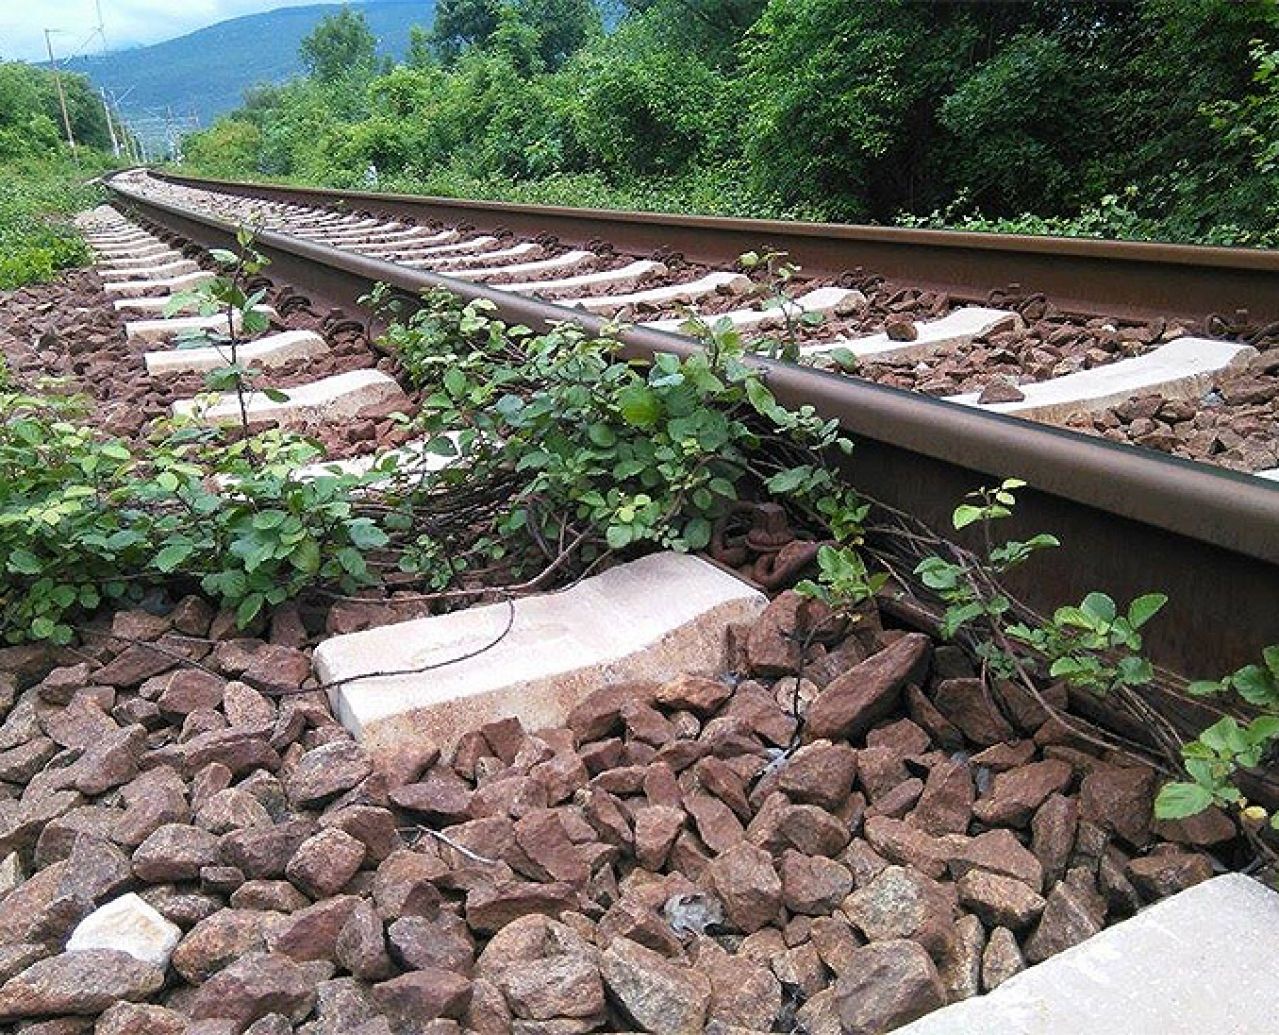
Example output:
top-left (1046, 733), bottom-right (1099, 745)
top-left (106, 173), bottom-right (1279, 685)
top-left (152, 169), bottom-right (1279, 325)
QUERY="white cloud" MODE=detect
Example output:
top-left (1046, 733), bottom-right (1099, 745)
top-left (1, 0), bottom-right (332, 63)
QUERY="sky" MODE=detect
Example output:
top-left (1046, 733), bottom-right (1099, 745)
top-left (1, 0), bottom-right (329, 63)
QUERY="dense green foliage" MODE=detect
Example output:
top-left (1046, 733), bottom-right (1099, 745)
top-left (180, 0), bottom-right (1279, 244)
top-left (0, 62), bottom-right (114, 288)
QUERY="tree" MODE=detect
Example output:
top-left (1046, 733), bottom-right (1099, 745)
top-left (431, 0), bottom-right (504, 62)
top-left (516, 0), bottom-right (601, 69)
top-left (300, 8), bottom-right (378, 83)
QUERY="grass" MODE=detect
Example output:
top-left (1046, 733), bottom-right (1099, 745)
top-left (0, 155), bottom-right (111, 290)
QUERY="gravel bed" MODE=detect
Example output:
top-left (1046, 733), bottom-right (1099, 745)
top-left (0, 269), bottom-right (419, 463)
top-left (0, 580), bottom-right (1240, 1033)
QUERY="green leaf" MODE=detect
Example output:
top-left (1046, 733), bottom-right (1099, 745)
top-left (443, 367), bottom-right (467, 398)
top-left (235, 592), bottom-right (264, 627)
top-left (1127, 593), bottom-right (1167, 628)
top-left (262, 388), bottom-right (290, 404)
top-left (1154, 782), bottom-right (1214, 819)
top-left (153, 542), bottom-right (194, 573)
top-left (952, 504), bottom-right (983, 530)
top-left (605, 524), bottom-right (633, 550)
top-left (1080, 592), bottom-right (1117, 624)
top-left (337, 547), bottom-right (367, 577)
top-left (7, 548), bottom-right (41, 575)
top-left (618, 385), bottom-right (660, 427)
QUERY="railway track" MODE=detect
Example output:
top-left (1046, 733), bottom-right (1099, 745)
top-left (88, 168), bottom-right (1278, 684)
top-left (0, 171), bottom-right (1272, 1035)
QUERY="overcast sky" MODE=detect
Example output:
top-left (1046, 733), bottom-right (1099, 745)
top-left (2, 1), bottom-right (329, 63)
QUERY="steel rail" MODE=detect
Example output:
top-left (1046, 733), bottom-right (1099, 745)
top-left (107, 174), bottom-right (1279, 683)
top-left (152, 169), bottom-right (1279, 325)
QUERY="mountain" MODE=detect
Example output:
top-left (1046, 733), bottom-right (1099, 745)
top-left (64, 2), bottom-right (435, 135)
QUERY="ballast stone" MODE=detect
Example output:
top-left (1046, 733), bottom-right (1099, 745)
top-left (313, 552), bottom-right (766, 761)
top-left (65, 892), bottom-right (182, 970)
top-left (896, 874), bottom-right (1279, 1035)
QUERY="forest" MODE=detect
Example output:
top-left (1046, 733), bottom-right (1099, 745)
top-left (179, 0), bottom-right (1279, 246)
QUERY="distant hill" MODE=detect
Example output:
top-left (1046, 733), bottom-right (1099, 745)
top-left (64, 2), bottom-right (435, 136)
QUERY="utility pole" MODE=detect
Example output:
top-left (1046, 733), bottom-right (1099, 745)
top-left (100, 87), bottom-right (121, 158)
top-left (44, 29), bottom-right (78, 153)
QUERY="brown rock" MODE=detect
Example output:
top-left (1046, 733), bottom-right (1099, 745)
top-left (1080, 765), bottom-right (1157, 847)
top-left (910, 758), bottom-right (973, 836)
top-left (566, 682), bottom-right (656, 743)
top-left (189, 952), bottom-right (316, 1026)
top-left (981, 926), bottom-right (1025, 991)
top-left (57, 834), bottom-right (132, 904)
top-left (600, 936), bottom-right (710, 1035)
top-left (654, 674), bottom-right (733, 715)
top-left (221, 819), bottom-right (317, 879)
top-left (116, 768), bottom-right (190, 849)
top-left (973, 760), bottom-right (1073, 828)
top-left (132, 824), bottom-right (221, 883)
top-left (1030, 792), bottom-right (1078, 887)
top-left (465, 881), bottom-right (578, 935)
top-left (372, 968), bottom-right (473, 1024)
top-left (172, 909), bottom-right (269, 984)
top-left (388, 913), bottom-right (475, 973)
top-left (931, 679), bottom-right (1017, 746)
top-left (745, 591), bottom-right (823, 677)
top-left (684, 792), bottom-right (743, 855)
top-left (946, 828), bottom-right (1044, 892)
top-left (634, 806), bottom-right (685, 870)
top-left (805, 634), bottom-right (932, 742)
top-left (833, 939), bottom-right (946, 1035)
top-left (285, 740), bottom-right (372, 807)
top-left (184, 728), bottom-right (281, 777)
top-left (335, 899), bottom-right (395, 981)
top-left (267, 895), bottom-right (360, 962)
top-left (93, 646), bottom-right (174, 688)
top-left (36, 664), bottom-right (93, 706)
top-left (977, 378), bottom-right (1026, 404)
top-left (370, 849), bottom-right (446, 921)
top-left (194, 788), bottom-right (273, 835)
top-left (957, 869), bottom-right (1047, 930)
top-left (777, 802), bottom-right (852, 857)
top-left (95, 1002), bottom-right (186, 1034)
top-left (156, 670), bottom-right (226, 718)
top-left (842, 865), bottom-right (956, 960)
top-left (1024, 870), bottom-right (1106, 963)
top-left (1126, 851), bottom-right (1214, 901)
top-left (703, 843), bottom-right (783, 934)
top-left (0, 949), bottom-right (164, 1018)
top-left (320, 806), bottom-right (401, 865)
top-left (229, 880), bottom-right (309, 913)
top-left (477, 915), bottom-right (604, 1025)
top-left (388, 770), bottom-right (473, 823)
top-left (285, 828), bottom-right (366, 898)
top-left (694, 936), bottom-right (782, 1031)
top-left (780, 850), bottom-right (853, 915)
top-left (863, 817), bottom-right (948, 880)
top-left (778, 740), bottom-right (858, 810)
top-left (1152, 805), bottom-right (1236, 846)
